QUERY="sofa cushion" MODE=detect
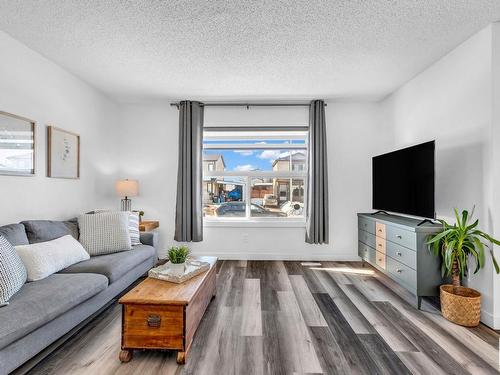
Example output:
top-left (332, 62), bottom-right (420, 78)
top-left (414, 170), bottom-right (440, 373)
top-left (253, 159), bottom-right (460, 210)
top-left (21, 219), bottom-right (79, 244)
top-left (59, 245), bottom-right (155, 283)
top-left (0, 273), bottom-right (108, 349)
top-left (0, 224), bottom-right (29, 246)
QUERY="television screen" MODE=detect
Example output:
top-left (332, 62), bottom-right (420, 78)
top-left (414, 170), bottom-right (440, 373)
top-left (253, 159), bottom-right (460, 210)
top-left (372, 141), bottom-right (435, 218)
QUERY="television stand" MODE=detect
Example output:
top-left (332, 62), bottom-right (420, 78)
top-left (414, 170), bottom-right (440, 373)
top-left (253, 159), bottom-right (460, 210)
top-left (357, 212), bottom-right (442, 310)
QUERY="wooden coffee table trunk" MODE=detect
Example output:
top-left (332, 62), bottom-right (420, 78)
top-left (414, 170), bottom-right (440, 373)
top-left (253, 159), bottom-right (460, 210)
top-left (118, 257), bottom-right (217, 364)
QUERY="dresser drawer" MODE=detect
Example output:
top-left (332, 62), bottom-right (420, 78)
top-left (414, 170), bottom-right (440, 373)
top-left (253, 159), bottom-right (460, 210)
top-left (386, 225), bottom-right (417, 250)
top-left (386, 241), bottom-right (416, 270)
top-left (358, 217), bottom-right (375, 235)
top-left (375, 250), bottom-right (386, 270)
top-left (375, 222), bottom-right (386, 239)
top-left (375, 236), bottom-right (386, 254)
top-left (386, 257), bottom-right (417, 292)
top-left (358, 229), bottom-right (376, 249)
top-left (358, 242), bottom-right (375, 263)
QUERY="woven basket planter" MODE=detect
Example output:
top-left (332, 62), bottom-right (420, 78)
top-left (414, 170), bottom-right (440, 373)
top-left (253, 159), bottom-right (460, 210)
top-left (440, 285), bottom-right (481, 327)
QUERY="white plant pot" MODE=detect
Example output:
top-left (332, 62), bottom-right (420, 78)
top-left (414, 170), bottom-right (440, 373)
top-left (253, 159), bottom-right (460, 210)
top-left (168, 262), bottom-right (186, 276)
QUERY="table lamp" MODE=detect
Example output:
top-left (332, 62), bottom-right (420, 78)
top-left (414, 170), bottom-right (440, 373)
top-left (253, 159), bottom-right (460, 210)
top-left (116, 179), bottom-right (139, 211)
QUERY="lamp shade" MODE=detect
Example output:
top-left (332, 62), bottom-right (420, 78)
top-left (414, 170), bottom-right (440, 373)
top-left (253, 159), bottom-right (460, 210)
top-left (115, 179), bottom-right (139, 197)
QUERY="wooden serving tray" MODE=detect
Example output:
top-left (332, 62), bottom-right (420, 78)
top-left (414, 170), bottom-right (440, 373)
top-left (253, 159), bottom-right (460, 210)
top-left (148, 260), bottom-right (210, 284)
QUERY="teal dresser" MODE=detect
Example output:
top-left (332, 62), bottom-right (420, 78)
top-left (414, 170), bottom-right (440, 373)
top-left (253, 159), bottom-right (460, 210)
top-left (357, 213), bottom-right (442, 309)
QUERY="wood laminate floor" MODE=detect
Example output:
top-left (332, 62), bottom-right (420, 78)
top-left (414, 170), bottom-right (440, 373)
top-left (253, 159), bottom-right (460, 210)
top-left (28, 261), bottom-right (500, 375)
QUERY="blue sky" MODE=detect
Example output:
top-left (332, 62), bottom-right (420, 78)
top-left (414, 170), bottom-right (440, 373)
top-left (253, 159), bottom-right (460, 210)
top-left (203, 140), bottom-right (305, 172)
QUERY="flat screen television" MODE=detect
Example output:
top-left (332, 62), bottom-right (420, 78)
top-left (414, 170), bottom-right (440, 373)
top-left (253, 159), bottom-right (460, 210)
top-left (372, 140), bottom-right (435, 218)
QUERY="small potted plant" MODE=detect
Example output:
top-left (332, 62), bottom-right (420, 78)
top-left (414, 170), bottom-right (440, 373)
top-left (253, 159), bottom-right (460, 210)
top-left (167, 246), bottom-right (190, 276)
top-left (427, 208), bottom-right (499, 326)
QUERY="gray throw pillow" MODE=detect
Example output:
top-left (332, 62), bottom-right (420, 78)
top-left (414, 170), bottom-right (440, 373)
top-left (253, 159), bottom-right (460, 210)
top-left (21, 220), bottom-right (79, 244)
top-left (0, 224), bottom-right (29, 246)
top-left (78, 212), bottom-right (131, 256)
top-left (0, 235), bottom-right (27, 307)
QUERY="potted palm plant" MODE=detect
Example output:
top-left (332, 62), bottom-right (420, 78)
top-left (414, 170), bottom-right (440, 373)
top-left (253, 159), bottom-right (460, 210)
top-left (427, 208), bottom-right (500, 326)
top-left (167, 246), bottom-right (190, 276)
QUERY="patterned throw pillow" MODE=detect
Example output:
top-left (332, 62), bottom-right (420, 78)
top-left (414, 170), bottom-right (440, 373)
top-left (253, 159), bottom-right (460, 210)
top-left (90, 210), bottom-right (141, 246)
top-left (78, 212), bottom-right (132, 256)
top-left (129, 212), bottom-right (140, 246)
top-left (0, 235), bottom-right (27, 307)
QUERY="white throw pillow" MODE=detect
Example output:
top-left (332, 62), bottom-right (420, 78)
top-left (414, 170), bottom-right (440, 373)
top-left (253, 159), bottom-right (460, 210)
top-left (15, 235), bottom-right (90, 282)
top-left (129, 212), bottom-right (140, 246)
top-left (78, 211), bottom-right (132, 256)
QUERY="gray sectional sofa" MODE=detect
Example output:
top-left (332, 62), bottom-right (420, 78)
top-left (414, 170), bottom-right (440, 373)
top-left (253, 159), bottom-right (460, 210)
top-left (0, 220), bottom-right (158, 375)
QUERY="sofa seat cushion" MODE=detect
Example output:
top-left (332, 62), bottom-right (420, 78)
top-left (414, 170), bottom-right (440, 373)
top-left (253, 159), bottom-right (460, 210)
top-left (0, 273), bottom-right (108, 349)
top-left (59, 245), bottom-right (155, 283)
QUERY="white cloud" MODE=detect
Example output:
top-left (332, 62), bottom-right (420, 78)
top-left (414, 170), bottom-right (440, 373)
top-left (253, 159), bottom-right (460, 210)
top-left (234, 164), bottom-right (256, 171)
top-left (233, 150), bottom-right (254, 156)
top-left (258, 150), bottom-right (281, 160)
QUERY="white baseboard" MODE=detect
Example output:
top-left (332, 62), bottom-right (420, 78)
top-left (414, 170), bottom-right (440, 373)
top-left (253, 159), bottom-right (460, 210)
top-left (187, 252), bottom-right (359, 261)
top-left (481, 309), bottom-right (500, 329)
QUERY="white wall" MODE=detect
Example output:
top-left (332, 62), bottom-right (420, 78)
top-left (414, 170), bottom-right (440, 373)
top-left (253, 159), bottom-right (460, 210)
top-left (491, 23), bottom-right (500, 329)
top-left (0, 31), bottom-right (119, 224)
top-left (114, 102), bottom-right (179, 256)
top-left (115, 102), bottom-right (390, 260)
top-left (380, 25), bottom-right (500, 327)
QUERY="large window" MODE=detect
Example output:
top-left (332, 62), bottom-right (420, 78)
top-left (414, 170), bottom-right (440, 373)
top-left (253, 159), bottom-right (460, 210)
top-left (203, 129), bottom-right (307, 223)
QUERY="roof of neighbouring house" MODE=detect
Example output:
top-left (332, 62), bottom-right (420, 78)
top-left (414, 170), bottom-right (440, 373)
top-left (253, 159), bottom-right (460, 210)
top-left (272, 151), bottom-right (306, 166)
top-left (203, 153), bottom-right (226, 168)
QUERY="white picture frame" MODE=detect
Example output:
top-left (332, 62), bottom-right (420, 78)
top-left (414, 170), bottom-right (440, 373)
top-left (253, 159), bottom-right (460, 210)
top-left (47, 126), bottom-right (80, 179)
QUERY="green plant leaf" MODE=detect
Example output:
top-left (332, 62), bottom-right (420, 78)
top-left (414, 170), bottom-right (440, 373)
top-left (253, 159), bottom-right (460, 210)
top-left (491, 249), bottom-right (500, 273)
top-left (472, 237), bottom-right (485, 269)
top-left (454, 208), bottom-right (462, 230)
top-left (426, 228), bottom-right (455, 245)
top-left (461, 209), bottom-right (469, 227)
top-left (444, 242), bottom-right (455, 270)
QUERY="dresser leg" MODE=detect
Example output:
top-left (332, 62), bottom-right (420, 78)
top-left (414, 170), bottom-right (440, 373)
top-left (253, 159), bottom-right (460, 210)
top-left (417, 296), bottom-right (422, 310)
top-left (119, 349), bottom-right (133, 363)
top-left (177, 351), bottom-right (186, 364)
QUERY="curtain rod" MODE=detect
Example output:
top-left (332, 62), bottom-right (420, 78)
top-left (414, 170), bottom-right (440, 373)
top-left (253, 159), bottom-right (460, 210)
top-left (170, 102), bottom-right (326, 108)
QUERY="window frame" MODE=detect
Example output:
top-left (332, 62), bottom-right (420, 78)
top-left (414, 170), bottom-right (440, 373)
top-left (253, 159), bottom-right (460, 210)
top-left (203, 129), bottom-right (308, 226)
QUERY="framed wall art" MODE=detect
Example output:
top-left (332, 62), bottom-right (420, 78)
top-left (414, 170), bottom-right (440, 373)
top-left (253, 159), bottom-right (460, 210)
top-left (0, 111), bottom-right (36, 176)
top-left (47, 126), bottom-right (80, 179)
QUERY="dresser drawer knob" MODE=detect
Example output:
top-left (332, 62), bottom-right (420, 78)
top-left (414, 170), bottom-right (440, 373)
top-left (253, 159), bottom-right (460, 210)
top-left (147, 315), bottom-right (161, 328)
top-left (396, 269), bottom-right (402, 273)
top-left (396, 252), bottom-right (402, 256)
top-left (396, 235), bottom-right (402, 239)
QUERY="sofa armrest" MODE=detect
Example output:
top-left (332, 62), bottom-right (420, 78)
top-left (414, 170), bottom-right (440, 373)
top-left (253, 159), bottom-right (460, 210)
top-left (140, 231), bottom-right (159, 249)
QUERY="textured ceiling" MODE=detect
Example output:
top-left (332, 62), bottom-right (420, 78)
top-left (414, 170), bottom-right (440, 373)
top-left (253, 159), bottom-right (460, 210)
top-left (1, 1), bottom-right (500, 102)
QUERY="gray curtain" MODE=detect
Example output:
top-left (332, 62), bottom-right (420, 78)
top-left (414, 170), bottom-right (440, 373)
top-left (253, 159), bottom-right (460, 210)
top-left (306, 100), bottom-right (329, 244)
top-left (174, 101), bottom-right (204, 242)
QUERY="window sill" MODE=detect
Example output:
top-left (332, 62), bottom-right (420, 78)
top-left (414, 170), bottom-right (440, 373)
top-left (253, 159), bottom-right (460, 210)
top-left (203, 219), bottom-right (306, 228)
